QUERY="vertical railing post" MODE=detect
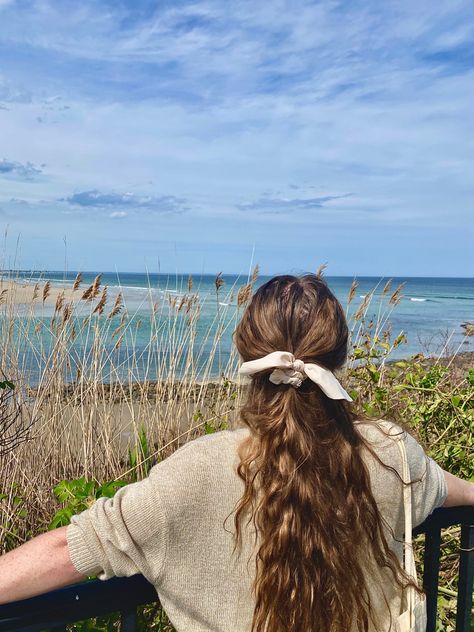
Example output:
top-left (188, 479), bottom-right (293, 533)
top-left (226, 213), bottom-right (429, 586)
top-left (423, 528), bottom-right (442, 632)
top-left (455, 524), bottom-right (474, 632)
top-left (121, 609), bottom-right (139, 632)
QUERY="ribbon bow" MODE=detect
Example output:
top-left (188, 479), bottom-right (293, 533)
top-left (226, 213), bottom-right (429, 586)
top-left (239, 351), bottom-right (352, 401)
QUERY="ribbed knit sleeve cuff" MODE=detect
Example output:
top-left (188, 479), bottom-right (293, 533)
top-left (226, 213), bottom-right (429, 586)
top-left (428, 455), bottom-right (448, 508)
top-left (66, 522), bottom-right (104, 578)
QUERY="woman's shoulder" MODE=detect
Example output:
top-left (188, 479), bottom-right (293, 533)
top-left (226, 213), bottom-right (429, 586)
top-left (354, 418), bottom-right (405, 447)
top-left (158, 426), bottom-right (249, 470)
top-left (354, 418), bottom-right (430, 467)
top-left (355, 417), bottom-right (447, 514)
top-left (179, 426), bottom-right (248, 450)
top-left (141, 428), bottom-right (247, 508)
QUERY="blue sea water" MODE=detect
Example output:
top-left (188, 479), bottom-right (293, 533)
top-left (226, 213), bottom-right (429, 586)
top-left (8, 271), bottom-right (474, 382)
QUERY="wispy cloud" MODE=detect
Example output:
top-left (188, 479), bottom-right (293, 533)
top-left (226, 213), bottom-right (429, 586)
top-left (62, 190), bottom-right (188, 214)
top-left (238, 194), bottom-right (351, 214)
top-left (0, 75), bottom-right (31, 103)
top-left (0, 159), bottom-right (42, 180)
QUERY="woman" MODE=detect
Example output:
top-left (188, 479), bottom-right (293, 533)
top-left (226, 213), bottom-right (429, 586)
top-left (0, 274), bottom-right (472, 632)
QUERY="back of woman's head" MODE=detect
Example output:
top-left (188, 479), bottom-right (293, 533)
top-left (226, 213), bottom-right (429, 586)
top-left (233, 274), bottom-right (406, 632)
top-left (235, 274), bottom-right (348, 371)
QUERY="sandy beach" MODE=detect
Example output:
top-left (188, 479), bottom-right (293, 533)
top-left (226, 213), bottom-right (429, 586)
top-left (0, 278), bottom-right (85, 306)
top-left (24, 348), bottom-right (473, 457)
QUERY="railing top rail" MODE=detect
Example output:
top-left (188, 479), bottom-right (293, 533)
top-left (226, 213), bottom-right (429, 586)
top-left (413, 505), bottom-right (474, 535)
top-left (0, 575), bottom-right (156, 631)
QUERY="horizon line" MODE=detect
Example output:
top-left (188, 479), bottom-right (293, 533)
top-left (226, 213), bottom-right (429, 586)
top-left (5, 270), bottom-right (474, 280)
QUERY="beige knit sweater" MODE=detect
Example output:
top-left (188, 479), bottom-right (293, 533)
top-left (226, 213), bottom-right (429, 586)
top-left (66, 421), bottom-right (447, 632)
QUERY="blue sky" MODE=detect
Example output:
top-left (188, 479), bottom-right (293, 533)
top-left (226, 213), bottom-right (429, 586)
top-left (0, 0), bottom-right (473, 276)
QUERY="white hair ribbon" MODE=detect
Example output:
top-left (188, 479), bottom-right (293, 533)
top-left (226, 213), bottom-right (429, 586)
top-left (239, 351), bottom-right (353, 401)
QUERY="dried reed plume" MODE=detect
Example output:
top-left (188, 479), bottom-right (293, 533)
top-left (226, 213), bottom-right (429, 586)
top-left (316, 262), bottom-right (328, 278)
top-left (82, 275), bottom-right (102, 302)
top-left (237, 283), bottom-right (252, 307)
top-left (62, 303), bottom-right (73, 323)
top-left (111, 322), bottom-right (125, 339)
top-left (91, 275), bottom-right (102, 300)
top-left (72, 272), bottom-right (83, 291)
top-left (108, 292), bottom-right (123, 319)
top-left (81, 285), bottom-right (94, 301)
top-left (251, 264), bottom-right (260, 285)
top-left (32, 284), bottom-right (39, 301)
top-left (93, 287), bottom-right (108, 316)
top-left (54, 291), bottom-right (65, 315)
top-left (354, 292), bottom-right (373, 321)
top-left (389, 283), bottom-right (405, 305)
top-left (42, 281), bottom-right (51, 303)
top-left (382, 279), bottom-right (392, 295)
top-left (188, 275), bottom-right (193, 292)
top-left (0, 290), bottom-right (8, 305)
top-left (186, 295), bottom-right (198, 314)
top-left (383, 324), bottom-right (393, 342)
top-left (347, 278), bottom-right (358, 305)
top-left (215, 272), bottom-right (224, 292)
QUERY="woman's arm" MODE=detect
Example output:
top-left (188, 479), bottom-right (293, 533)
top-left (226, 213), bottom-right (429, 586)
top-left (442, 470), bottom-right (474, 508)
top-left (0, 526), bottom-right (85, 604)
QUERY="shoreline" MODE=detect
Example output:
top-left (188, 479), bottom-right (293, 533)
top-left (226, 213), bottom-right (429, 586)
top-left (26, 350), bottom-right (473, 402)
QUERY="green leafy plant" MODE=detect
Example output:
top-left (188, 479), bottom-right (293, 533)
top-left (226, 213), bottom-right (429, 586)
top-left (128, 428), bottom-right (152, 482)
top-left (49, 477), bottom-right (128, 530)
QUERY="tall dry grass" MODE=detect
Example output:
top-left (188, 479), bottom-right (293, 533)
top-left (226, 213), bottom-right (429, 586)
top-left (0, 269), bottom-right (470, 560)
top-left (0, 269), bottom-right (252, 549)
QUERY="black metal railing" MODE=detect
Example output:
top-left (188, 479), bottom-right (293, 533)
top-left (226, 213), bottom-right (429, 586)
top-left (0, 506), bottom-right (472, 632)
top-left (413, 505), bottom-right (474, 632)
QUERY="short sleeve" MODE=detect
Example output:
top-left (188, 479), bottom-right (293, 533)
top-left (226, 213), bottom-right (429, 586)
top-left (66, 466), bottom-right (168, 583)
top-left (403, 430), bottom-right (448, 528)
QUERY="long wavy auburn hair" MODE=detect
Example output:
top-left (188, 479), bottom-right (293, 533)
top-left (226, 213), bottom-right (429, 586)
top-left (233, 274), bottom-right (412, 632)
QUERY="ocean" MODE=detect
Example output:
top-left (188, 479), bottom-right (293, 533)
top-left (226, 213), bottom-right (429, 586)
top-left (8, 272), bottom-right (474, 382)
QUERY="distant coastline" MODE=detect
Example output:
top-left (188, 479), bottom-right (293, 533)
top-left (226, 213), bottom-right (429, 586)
top-left (5, 270), bottom-right (474, 283)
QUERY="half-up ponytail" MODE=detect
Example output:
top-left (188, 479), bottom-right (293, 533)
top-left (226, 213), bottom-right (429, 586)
top-left (233, 275), bottom-right (409, 632)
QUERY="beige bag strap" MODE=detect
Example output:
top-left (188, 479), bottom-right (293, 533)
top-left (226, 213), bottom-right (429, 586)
top-left (395, 434), bottom-right (418, 616)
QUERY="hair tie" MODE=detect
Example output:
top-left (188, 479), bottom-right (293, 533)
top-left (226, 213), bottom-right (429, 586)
top-left (239, 351), bottom-right (352, 401)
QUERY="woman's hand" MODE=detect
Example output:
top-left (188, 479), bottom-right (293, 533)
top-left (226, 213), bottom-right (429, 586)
top-left (0, 526), bottom-right (85, 604)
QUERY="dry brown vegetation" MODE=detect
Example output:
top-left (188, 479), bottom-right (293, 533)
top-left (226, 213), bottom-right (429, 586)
top-left (0, 270), bottom-right (254, 547)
